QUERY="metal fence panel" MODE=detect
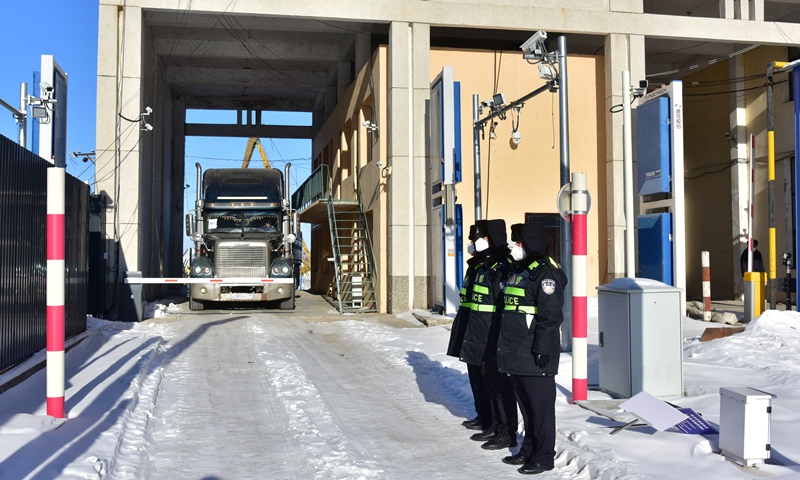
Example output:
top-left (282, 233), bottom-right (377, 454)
top-left (0, 134), bottom-right (88, 372)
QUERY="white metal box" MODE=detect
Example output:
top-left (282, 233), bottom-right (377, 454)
top-left (719, 387), bottom-right (775, 466)
top-left (597, 278), bottom-right (683, 398)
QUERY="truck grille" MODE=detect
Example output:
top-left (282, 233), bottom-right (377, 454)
top-left (216, 244), bottom-right (268, 277)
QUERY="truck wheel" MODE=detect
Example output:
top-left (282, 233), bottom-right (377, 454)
top-left (279, 293), bottom-right (295, 310)
top-left (189, 297), bottom-right (205, 311)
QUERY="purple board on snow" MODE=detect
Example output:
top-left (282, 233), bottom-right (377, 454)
top-left (674, 408), bottom-right (718, 435)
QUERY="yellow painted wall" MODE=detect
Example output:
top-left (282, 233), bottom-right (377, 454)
top-left (430, 48), bottom-right (606, 296)
top-left (681, 45), bottom-right (793, 301)
top-left (310, 46), bottom-right (607, 311)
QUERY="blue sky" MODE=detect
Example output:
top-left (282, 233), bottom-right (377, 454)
top-left (0, 1), bottom-right (313, 248)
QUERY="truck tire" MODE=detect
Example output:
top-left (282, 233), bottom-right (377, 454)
top-left (279, 292), bottom-right (295, 310)
top-left (189, 297), bottom-right (205, 311)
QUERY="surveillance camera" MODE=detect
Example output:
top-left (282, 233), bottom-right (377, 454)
top-left (511, 130), bottom-right (522, 145)
top-left (40, 81), bottom-right (53, 92)
top-left (144, 106), bottom-right (153, 115)
top-left (376, 159), bottom-right (383, 168)
top-left (639, 80), bottom-right (648, 89)
top-left (481, 99), bottom-right (495, 108)
top-left (520, 30), bottom-right (547, 55)
top-left (492, 93), bottom-right (506, 107)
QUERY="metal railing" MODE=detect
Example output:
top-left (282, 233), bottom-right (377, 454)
top-left (291, 164), bottom-right (330, 211)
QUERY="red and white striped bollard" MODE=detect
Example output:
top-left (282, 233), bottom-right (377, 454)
top-left (47, 167), bottom-right (66, 418)
top-left (702, 251), bottom-right (712, 321)
top-left (571, 172), bottom-right (589, 403)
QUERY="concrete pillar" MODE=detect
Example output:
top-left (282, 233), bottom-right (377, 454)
top-left (749, 0), bottom-right (764, 21)
top-left (730, 55), bottom-right (748, 299)
top-left (388, 21), bottom-right (430, 312)
top-left (338, 62), bottom-right (351, 102)
top-left (96, 3), bottom-right (143, 316)
top-left (355, 32), bottom-right (370, 77)
top-left (720, 0), bottom-right (736, 18)
top-left (604, 33), bottom-right (645, 281)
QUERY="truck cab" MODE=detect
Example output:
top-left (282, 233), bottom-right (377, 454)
top-left (186, 166), bottom-right (296, 310)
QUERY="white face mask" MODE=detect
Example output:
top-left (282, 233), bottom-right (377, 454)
top-left (511, 245), bottom-right (526, 261)
top-left (475, 238), bottom-right (490, 252)
top-left (467, 243), bottom-right (476, 256)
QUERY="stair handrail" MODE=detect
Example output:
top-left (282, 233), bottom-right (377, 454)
top-left (291, 164), bottom-right (330, 212)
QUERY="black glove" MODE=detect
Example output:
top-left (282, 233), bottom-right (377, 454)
top-left (533, 353), bottom-right (549, 369)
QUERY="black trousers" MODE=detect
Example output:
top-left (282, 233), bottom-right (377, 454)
top-left (467, 363), bottom-right (494, 430)
top-left (510, 374), bottom-right (556, 468)
top-left (483, 357), bottom-right (518, 439)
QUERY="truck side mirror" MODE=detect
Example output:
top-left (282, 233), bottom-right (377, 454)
top-left (186, 213), bottom-right (195, 236)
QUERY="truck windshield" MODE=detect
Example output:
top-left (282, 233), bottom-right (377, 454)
top-left (205, 211), bottom-right (278, 234)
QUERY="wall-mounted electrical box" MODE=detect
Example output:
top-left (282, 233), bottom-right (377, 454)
top-left (638, 213), bottom-right (673, 285)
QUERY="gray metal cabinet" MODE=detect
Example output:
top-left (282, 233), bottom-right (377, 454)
top-left (597, 278), bottom-right (683, 398)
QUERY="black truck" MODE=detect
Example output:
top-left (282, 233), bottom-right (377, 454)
top-left (185, 163), bottom-right (297, 310)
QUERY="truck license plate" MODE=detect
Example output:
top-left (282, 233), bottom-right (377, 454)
top-left (230, 293), bottom-right (254, 300)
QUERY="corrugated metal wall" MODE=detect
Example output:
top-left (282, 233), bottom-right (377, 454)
top-left (0, 135), bottom-right (89, 372)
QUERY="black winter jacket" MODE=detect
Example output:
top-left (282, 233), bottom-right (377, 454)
top-left (446, 255), bottom-right (483, 357)
top-left (459, 250), bottom-right (511, 366)
top-left (497, 254), bottom-right (567, 376)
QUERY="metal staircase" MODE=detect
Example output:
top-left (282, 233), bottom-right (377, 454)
top-left (327, 192), bottom-right (378, 313)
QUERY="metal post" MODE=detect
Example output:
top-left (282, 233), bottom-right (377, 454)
top-left (767, 63), bottom-right (780, 309)
top-left (749, 134), bottom-right (755, 272)
top-left (473, 94), bottom-right (482, 221)
top-left (570, 172), bottom-right (588, 403)
top-left (558, 36), bottom-right (572, 352)
top-left (19, 83), bottom-right (27, 148)
top-left (795, 65), bottom-right (800, 305)
top-left (622, 71), bottom-right (636, 278)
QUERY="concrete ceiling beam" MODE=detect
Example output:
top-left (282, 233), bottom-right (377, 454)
top-left (154, 37), bottom-right (340, 63)
top-left (182, 95), bottom-right (316, 111)
top-left (166, 65), bottom-right (329, 90)
top-left (185, 123), bottom-right (313, 138)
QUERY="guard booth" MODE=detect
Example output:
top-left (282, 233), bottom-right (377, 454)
top-left (428, 66), bottom-right (463, 315)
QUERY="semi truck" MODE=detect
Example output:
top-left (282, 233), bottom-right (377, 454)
top-left (185, 163), bottom-right (297, 311)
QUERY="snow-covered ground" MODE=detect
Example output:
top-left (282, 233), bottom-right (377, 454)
top-left (0, 298), bottom-right (799, 479)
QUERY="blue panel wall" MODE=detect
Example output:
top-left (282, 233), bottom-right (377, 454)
top-left (638, 212), bottom-right (673, 285)
top-left (637, 97), bottom-right (671, 195)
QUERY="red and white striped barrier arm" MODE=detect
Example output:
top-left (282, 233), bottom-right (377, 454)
top-left (47, 167), bottom-right (66, 418)
top-left (571, 172), bottom-right (589, 403)
top-left (124, 277), bottom-right (294, 284)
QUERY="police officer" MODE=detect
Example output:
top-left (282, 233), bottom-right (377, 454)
top-left (497, 222), bottom-right (567, 475)
top-left (446, 224), bottom-right (492, 431)
top-left (460, 219), bottom-right (518, 450)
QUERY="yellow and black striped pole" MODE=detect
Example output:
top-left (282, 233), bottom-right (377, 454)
top-left (767, 61), bottom-right (787, 309)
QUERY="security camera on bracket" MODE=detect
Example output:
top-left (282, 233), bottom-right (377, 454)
top-left (520, 30), bottom-right (547, 59)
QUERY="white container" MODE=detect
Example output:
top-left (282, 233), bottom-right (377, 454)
top-left (719, 387), bottom-right (776, 466)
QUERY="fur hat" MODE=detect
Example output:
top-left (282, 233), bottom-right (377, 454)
top-left (468, 224), bottom-right (478, 242)
top-left (485, 219), bottom-right (507, 248)
top-left (511, 222), bottom-right (546, 253)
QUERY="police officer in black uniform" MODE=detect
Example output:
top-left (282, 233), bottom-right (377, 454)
top-left (497, 222), bottom-right (567, 475)
top-left (447, 224), bottom-right (492, 431)
top-left (461, 219), bottom-right (518, 450)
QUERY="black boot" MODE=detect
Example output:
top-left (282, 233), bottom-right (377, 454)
top-left (461, 417), bottom-right (483, 430)
top-left (469, 429), bottom-right (496, 441)
top-left (481, 434), bottom-right (516, 450)
top-left (518, 463), bottom-right (554, 475)
top-left (502, 453), bottom-right (528, 465)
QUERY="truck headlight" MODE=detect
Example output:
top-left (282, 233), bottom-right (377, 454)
top-left (269, 258), bottom-right (292, 277)
top-left (190, 256), bottom-right (214, 278)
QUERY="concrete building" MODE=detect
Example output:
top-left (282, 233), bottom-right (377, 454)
top-left (96, 0), bottom-right (800, 316)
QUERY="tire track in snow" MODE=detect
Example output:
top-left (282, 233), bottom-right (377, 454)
top-left (251, 322), bottom-right (386, 479)
top-left (143, 317), bottom-right (308, 479)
